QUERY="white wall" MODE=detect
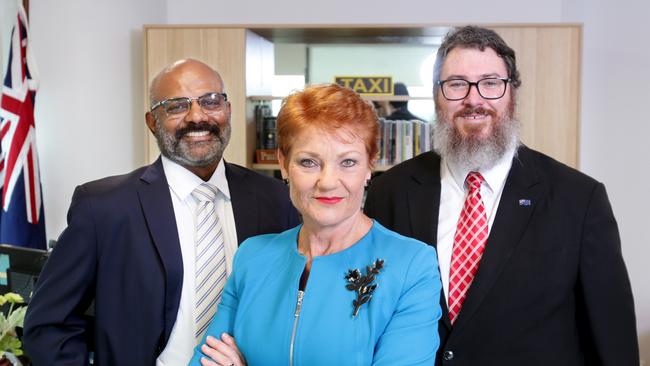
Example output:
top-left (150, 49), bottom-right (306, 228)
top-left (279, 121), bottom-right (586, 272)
top-left (27, 0), bottom-right (165, 243)
top-left (566, 0), bottom-right (650, 361)
top-left (1, 0), bottom-right (18, 71)
top-left (2, 0), bottom-right (646, 361)
top-left (166, 0), bottom-right (565, 24)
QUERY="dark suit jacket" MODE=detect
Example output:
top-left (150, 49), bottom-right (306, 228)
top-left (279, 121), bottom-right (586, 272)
top-left (364, 146), bottom-right (638, 366)
top-left (24, 158), bottom-right (299, 366)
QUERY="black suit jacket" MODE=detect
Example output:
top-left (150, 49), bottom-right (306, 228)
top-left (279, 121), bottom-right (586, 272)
top-left (24, 158), bottom-right (299, 366)
top-left (364, 146), bottom-right (638, 366)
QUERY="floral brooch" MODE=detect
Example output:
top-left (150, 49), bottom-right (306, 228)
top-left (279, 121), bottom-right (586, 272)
top-left (345, 259), bottom-right (384, 317)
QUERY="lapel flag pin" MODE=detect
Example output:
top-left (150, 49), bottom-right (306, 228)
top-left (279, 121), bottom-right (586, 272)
top-left (519, 199), bottom-right (531, 206)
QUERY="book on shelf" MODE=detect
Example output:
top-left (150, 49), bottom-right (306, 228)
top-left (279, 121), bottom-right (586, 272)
top-left (254, 104), bottom-right (279, 163)
top-left (255, 103), bottom-right (272, 149)
top-left (262, 116), bottom-right (277, 150)
top-left (403, 121), bottom-right (413, 161)
top-left (377, 118), bottom-right (433, 167)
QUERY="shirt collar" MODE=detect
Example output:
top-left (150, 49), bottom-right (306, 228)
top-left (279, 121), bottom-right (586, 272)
top-left (444, 145), bottom-right (516, 194)
top-left (161, 156), bottom-right (231, 201)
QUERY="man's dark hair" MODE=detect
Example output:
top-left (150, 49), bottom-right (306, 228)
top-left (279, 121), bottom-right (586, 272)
top-left (433, 25), bottom-right (521, 98)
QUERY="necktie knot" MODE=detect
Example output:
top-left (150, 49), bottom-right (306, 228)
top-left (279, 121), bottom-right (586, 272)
top-left (466, 171), bottom-right (484, 192)
top-left (192, 183), bottom-right (218, 203)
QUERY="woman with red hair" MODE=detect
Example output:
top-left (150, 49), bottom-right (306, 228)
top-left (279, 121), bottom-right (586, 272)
top-left (189, 84), bottom-right (441, 366)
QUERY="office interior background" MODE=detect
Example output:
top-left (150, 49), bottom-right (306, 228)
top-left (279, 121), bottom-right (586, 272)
top-left (2, 0), bottom-right (648, 362)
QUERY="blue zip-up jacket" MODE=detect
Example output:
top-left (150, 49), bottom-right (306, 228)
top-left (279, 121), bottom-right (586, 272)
top-left (189, 221), bottom-right (441, 366)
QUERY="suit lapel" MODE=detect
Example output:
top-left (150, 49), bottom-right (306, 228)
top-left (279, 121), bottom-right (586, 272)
top-left (137, 158), bottom-right (183, 344)
top-left (226, 163), bottom-right (259, 245)
top-left (406, 152), bottom-right (442, 245)
top-left (404, 153), bottom-right (453, 328)
top-left (452, 146), bottom-right (544, 333)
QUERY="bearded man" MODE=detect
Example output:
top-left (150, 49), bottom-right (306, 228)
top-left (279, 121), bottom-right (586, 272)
top-left (24, 59), bottom-right (299, 366)
top-left (365, 26), bottom-right (638, 366)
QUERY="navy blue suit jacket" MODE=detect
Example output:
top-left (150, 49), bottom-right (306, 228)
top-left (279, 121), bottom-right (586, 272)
top-left (364, 146), bottom-right (638, 366)
top-left (24, 158), bottom-right (299, 365)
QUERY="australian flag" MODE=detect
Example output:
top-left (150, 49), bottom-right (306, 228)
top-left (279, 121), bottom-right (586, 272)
top-left (0, 4), bottom-right (46, 249)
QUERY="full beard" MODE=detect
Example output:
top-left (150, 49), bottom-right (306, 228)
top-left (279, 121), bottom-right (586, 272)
top-left (154, 120), bottom-right (231, 167)
top-left (433, 104), bottom-right (520, 172)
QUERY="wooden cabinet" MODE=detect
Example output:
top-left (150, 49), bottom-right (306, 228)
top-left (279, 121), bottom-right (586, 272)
top-left (493, 26), bottom-right (582, 168)
top-left (143, 24), bottom-right (582, 169)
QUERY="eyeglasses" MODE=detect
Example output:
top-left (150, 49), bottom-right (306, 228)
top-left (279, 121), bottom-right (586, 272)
top-left (438, 78), bottom-right (510, 101)
top-left (150, 92), bottom-right (228, 115)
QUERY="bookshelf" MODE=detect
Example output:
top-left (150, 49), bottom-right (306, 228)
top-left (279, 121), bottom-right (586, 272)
top-left (143, 24), bottom-right (582, 170)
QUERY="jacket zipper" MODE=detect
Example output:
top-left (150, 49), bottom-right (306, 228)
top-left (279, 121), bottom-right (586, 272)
top-left (289, 290), bottom-right (305, 366)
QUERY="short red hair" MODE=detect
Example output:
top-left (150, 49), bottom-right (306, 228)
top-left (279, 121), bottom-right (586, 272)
top-left (277, 83), bottom-right (379, 167)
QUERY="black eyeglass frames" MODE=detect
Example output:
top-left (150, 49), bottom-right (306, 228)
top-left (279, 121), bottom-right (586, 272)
top-left (437, 78), bottom-right (510, 101)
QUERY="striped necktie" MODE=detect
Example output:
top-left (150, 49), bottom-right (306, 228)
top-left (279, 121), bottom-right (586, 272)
top-left (448, 171), bottom-right (488, 324)
top-left (191, 183), bottom-right (227, 342)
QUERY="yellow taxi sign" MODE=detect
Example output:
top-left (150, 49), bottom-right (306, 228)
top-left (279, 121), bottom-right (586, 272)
top-left (335, 76), bottom-right (393, 95)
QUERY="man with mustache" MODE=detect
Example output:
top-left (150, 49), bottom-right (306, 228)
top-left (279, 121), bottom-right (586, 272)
top-left (365, 26), bottom-right (638, 365)
top-left (24, 59), bottom-right (299, 365)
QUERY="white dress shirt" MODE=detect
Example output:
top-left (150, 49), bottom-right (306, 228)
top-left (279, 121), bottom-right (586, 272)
top-left (156, 156), bottom-right (238, 366)
top-left (436, 147), bottom-right (516, 301)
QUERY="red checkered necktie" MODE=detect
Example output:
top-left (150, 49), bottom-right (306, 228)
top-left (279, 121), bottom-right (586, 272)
top-left (448, 171), bottom-right (488, 324)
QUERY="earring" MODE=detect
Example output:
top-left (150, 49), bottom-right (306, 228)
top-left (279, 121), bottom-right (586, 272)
top-left (283, 178), bottom-right (289, 185)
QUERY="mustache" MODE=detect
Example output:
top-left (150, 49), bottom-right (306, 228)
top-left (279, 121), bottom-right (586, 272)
top-left (453, 106), bottom-right (497, 119)
top-left (175, 122), bottom-right (222, 140)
